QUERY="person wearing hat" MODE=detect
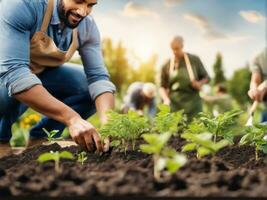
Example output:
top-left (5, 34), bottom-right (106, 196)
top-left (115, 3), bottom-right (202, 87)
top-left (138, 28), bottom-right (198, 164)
top-left (121, 82), bottom-right (157, 118)
top-left (159, 36), bottom-right (210, 120)
top-left (0, 0), bottom-right (116, 152)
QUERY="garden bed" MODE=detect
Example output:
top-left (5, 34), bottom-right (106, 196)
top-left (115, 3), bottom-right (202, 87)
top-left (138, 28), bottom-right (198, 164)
top-left (0, 137), bottom-right (266, 198)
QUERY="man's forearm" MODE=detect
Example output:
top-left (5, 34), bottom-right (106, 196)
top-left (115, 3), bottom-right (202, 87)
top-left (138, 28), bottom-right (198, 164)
top-left (95, 92), bottom-right (115, 125)
top-left (159, 87), bottom-right (170, 102)
top-left (14, 85), bottom-right (80, 126)
top-left (250, 72), bottom-right (262, 89)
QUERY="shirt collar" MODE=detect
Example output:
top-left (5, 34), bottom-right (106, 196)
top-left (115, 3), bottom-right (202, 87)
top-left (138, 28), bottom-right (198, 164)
top-left (50, 0), bottom-right (60, 25)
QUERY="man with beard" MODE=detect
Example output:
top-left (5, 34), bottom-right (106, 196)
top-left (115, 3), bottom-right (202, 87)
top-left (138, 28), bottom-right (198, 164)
top-left (0, 0), bottom-right (115, 153)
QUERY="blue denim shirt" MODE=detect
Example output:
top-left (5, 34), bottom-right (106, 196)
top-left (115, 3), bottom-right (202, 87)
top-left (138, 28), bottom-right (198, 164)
top-left (0, 0), bottom-right (116, 100)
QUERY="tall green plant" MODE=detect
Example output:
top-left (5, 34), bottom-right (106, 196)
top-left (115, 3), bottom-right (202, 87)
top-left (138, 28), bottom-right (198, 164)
top-left (140, 132), bottom-right (187, 180)
top-left (38, 151), bottom-right (74, 172)
top-left (240, 124), bottom-right (267, 161)
top-left (198, 109), bottom-right (243, 143)
top-left (100, 110), bottom-right (150, 153)
top-left (181, 132), bottom-right (229, 159)
top-left (154, 104), bottom-right (185, 134)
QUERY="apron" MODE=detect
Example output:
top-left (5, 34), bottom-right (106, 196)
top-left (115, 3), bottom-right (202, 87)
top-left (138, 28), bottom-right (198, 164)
top-left (30, 0), bottom-right (78, 74)
top-left (168, 54), bottom-right (202, 120)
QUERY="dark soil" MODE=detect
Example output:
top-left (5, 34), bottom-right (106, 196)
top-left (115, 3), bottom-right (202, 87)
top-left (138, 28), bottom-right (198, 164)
top-left (0, 137), bottom-right (267, 198)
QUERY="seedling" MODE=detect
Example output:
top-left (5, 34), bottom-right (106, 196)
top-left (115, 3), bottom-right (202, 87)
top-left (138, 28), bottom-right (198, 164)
top-left (181, 132), bottom-right (229, 159)
top-left (42, 128), bottom-right (62, 142)
top-left (198, 109), bottom-right (243, 143)
top-left (77, 151), bottom-right (88, 165)
top-left (100, 110), bottom-right (150, 153)
top-left (154, 104), bottom-right (185, 134)
top-left (240, 124), bottom-right (267, 161)
top-left (140, 132), bottom-right (187, 180)
top-left (37, 151), bottom-right (74, 172)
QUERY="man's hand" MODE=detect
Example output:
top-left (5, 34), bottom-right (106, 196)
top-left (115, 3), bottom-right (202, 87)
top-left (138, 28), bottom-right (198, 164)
top-left (191, 80), bottom-right (202, 91)
top-left (248, 88), bottom-right (266, 102)
top-left (68, 117), bottom-right (103, 152)
top-left (163, 98), bottom-right (171, 106)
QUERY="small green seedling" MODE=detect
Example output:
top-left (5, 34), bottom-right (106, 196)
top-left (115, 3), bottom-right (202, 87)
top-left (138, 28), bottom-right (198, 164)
top-left (38, 151), bottom-right (74, 172)
top-left (77, 151), bottom-right (88, 165)
top-left (198, 109), bottom-right (243, 143)
top-left (240, 124), bottom-right (267, 161)
top-left (140, 132), bottom-right (187, 180)
top-left (100, 110), bottom-right (150, 153)
top-left (42, 128), bottom-right (62, 142)
top-left (154, 104), bottom-right (185, 134)
top-left (181, 132), bottom-right (229, 159)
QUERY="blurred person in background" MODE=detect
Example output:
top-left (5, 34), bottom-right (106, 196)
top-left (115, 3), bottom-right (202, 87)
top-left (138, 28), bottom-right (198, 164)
top-left (159, 36), bottom-right (210, 120)
top-left (248, 47), bottom-right (267, 122)
top-left (201, 84), bottom-right (233, 116)
top-left (121, 82), bottom-right (157, 118)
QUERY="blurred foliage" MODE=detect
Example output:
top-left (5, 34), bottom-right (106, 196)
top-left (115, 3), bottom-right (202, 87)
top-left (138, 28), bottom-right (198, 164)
top-left (227, 65), bottom-right (251, 107)
top-left (212, 52), bottom-right (226, 86)
top-left (102, 38), bottom-right (157, 93)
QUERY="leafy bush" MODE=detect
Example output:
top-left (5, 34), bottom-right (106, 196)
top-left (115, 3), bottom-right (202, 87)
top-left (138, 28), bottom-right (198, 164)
top-left (154, 105), bottom-right (185, 134)
top-left (181, 132), bottom-right (229, 159)
top-left (140, 132), bottom-right (187, 180)
top-left (198, 109), bottom-right (243, 143)
top-left (100, 110), bottom-right (150, 153)
top-left (240, 124), bottom-right (267, 160)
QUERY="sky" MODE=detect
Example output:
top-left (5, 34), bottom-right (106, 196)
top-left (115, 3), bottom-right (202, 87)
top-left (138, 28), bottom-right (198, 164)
top-left (90, 0), bottom-right (266, 78)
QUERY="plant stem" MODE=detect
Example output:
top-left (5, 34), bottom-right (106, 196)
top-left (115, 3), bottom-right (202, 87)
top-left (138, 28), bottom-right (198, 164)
top-left (255, 147), bottom-right (259, 161)
top-left (132, 141), bottom-right (136, 151)
top-left (153, 155), bottom-right (160, 181)
top-left (213, 134), bottom-right (217, 143)
top-left (55, 152), bottom-right (60, 172)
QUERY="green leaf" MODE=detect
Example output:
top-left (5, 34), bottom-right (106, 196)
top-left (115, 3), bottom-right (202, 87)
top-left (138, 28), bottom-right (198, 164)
top-left (213, 139), bottom-right (229, 151)
top-left (59, 151), bottom-right (74, 159)
top-left (110, 140), bottom-right (121, 147)
top-left (38, 152), bottom-right (56, 163)
top-left (140, 144), bottom-right (159, 154)
top-left (181, 143), bottom-right (197, 152)
top-left (197, 147), bottom-right (211, 157)
top-left (166, 154), bottom-right (187, 174)
top-left (260, 144), bottom-right (267, 154)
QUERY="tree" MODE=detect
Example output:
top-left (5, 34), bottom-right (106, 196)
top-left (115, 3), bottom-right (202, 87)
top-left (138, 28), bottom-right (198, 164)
top-left (212, 53), bottom-right (226, 85)
top-left (130, 54), bottom-right (157, 84)
top-left (227, 65), bottom-right (251, 106)
top-left (102, 38), bottom-right (132, 93)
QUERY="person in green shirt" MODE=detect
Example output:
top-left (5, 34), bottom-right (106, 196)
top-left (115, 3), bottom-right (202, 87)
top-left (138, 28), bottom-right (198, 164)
top-left (159, 36), bottom-right (210, 120)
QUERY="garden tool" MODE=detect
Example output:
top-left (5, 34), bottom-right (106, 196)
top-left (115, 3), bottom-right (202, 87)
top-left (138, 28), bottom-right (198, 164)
top-left (246, 100), bottom-right (259, 126)
top-left (246, 81), bottom-right (266, 126)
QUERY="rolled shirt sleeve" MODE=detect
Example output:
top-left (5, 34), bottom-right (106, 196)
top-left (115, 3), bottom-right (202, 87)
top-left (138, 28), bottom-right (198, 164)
top-left (78, 16), bottom-right (116, 100)
top-left (0, 0), bottom-right (42, 96)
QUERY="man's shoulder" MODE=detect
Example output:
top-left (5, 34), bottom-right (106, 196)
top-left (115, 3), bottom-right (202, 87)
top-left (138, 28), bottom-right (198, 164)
top-left (78, 15), bottom-right (95, 30)
top-left (2, 0), bottom-right (47, 9)
top-left (186, 53), bottom-right (200, 61)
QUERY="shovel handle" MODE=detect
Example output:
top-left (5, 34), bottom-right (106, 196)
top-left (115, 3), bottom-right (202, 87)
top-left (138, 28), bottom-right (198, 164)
top-left (248, 82), bottom-right (266, 115)
top-left (249, 101), bottom-right (259, 116)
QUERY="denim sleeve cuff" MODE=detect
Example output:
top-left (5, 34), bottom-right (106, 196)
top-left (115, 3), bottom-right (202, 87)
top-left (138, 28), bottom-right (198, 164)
top-left (88, 80), bottom-right (116, 100)
top-left (9, 74), bottom-right (42, 96)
